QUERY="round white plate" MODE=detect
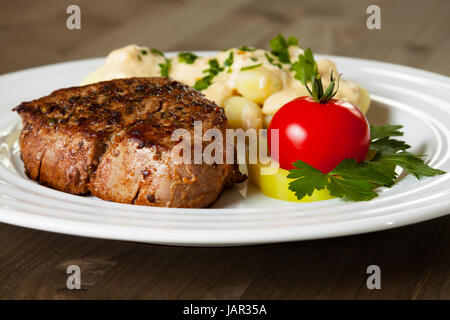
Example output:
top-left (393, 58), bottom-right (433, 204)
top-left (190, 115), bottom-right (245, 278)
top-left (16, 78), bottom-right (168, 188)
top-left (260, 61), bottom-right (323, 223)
top-left (0, 52), bottom-right (449, 246)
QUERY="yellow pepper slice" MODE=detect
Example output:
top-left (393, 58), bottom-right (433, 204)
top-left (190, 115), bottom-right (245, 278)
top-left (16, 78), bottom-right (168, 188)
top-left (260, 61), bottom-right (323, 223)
top-left (248, 161), bottom-right (334, 202)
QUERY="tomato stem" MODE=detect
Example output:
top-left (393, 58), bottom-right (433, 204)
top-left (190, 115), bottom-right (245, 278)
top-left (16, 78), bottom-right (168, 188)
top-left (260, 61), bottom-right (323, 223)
top-left (305, 70), bottom-right (341, 104)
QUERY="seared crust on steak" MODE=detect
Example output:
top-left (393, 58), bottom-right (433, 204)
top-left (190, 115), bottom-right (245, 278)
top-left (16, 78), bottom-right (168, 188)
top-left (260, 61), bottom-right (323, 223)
top-left (13, 77), bottom-right (246, 208)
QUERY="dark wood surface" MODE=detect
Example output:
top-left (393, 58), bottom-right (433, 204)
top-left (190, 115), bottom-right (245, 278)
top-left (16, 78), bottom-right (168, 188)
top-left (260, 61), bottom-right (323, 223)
top-left (0, 0), bottom-right (449, 299)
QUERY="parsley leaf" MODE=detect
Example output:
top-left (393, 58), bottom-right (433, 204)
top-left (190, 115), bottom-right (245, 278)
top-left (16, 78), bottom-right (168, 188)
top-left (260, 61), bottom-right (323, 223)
top-left (369, 124), bottom-right (410, 155)
top-left (327, 177), bottom-right (378, 201)
top-left (330, 159), bottom-right (397, 187)
top-left (288, 159), bottom-right (390, 202)
top-left (287, 161), bottom-right (329, 199)
top-left (269, 34), bottom-right (293, 64)
top-left (370, 137), bottom-right (410, 154)
top-left (378, 152), bottom-right (446, 179)
top-left (370, 125), bottom-right (403, 140)
top-left (370, 125), bottom-right (445, 179)
top-left (178, 52), bottom-right (198, 64)
top-left (292, 47), bottom-right (317, 85)
top-left (240, 63), bottom-right (263, 71)
top-left (287, 36), bottom-right (299, 46)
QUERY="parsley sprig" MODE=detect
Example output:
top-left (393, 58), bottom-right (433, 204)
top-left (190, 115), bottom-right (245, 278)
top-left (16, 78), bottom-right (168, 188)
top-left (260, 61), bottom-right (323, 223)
top-left (269, 34), bottom-right (298, 64)
top-left (292, 47), bottom-right (317, 85)
top-left (287, 125), bottom-right (446, 201)
top-left (369, 125), bottom-right (445, 179)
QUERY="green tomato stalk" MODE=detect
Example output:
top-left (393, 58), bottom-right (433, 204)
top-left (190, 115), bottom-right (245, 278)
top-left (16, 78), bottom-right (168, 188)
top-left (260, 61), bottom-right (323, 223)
top-left (305, 70), bottom-right (341, 104)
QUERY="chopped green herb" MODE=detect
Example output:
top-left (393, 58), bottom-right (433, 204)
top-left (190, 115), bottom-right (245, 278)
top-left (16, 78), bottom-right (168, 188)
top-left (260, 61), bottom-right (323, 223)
top-left (151, 48), bottom-right (164, 56)
top-left (158, 58), bottom-right (171, 77)
top-left (292, 47), bottom-right (317, 85)
top-left (250, 57), bottom-right (258, 62)
top-left (265, 52), bottom-right (282, 69)
top-left (178, 52), bottom-right (198, 64)
top-left (194, 59), bottom-right (225, 90)
top-left (194, 74), bottom-right (214, 91)
top-left (137, 54), bottom-right (142, 61)
top-left (203, 59), bottom-right (224, 75)
top-left (224, 51), bottom-right (234, 67)
top-left (240, 63), bottom-right (263, 71)
top-left (208, 59), bottom-right (222, 70)
top-left (140, 49), bottom-right (148, 55)
top-left (238, 45), bottom-right (256, 52)
top-left (288, 125), bottom-right (446, 201)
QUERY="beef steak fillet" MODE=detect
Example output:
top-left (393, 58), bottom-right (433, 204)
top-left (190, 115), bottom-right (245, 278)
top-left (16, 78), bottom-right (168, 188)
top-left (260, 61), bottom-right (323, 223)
top-left (13, 77), bottom-right (246, 208)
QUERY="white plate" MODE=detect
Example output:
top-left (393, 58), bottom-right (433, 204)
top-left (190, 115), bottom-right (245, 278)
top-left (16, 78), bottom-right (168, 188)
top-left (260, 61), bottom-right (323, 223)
top-left (0, 52), bottom-right (449, 246)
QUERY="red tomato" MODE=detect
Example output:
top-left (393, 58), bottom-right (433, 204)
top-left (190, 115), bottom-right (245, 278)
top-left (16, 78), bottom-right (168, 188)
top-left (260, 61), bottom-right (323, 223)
top-left (268, 97), bottom-right (370, 173)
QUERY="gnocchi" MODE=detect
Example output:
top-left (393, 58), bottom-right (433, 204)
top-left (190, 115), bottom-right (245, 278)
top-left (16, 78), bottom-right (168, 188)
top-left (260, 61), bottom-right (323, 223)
top-left (262, 89), bottom-right (307, 115)
top-left (224, 96), bottom-right (263, 130)
top-left (263, 114), bottom-right (273, 129)
top-left (82, 44), bottom-right (370, 126)
top-left (236, 66), bottom-right (282, 104)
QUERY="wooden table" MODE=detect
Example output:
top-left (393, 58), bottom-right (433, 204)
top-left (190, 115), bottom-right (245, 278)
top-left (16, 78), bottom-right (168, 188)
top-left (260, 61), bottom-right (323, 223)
top-left (0, 0), bottom-right (449, 299)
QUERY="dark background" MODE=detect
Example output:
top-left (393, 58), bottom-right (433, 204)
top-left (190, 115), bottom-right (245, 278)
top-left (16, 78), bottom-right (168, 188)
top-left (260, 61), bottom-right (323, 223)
top-left (0, 0), bottom-right (449, 299)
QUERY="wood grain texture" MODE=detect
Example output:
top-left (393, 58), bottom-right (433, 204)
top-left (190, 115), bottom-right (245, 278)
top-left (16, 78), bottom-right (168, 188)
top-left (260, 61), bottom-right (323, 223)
top-left (0, 0), bottom-right (449, 299)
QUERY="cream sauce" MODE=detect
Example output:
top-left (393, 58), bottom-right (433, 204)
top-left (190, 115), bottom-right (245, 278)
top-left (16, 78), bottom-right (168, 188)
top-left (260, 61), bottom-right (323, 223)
top-left (82, 44), bottom-right (364, 113)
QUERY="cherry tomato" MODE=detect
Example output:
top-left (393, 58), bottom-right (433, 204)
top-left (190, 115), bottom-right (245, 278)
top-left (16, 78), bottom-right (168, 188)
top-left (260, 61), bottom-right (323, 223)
top-left (268, 97), bottom-right (370, 173)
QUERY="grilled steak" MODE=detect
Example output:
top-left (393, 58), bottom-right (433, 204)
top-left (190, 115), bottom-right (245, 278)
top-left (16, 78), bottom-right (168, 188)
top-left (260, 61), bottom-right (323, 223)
top-left (13, 77), bottom-right (246, 208)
